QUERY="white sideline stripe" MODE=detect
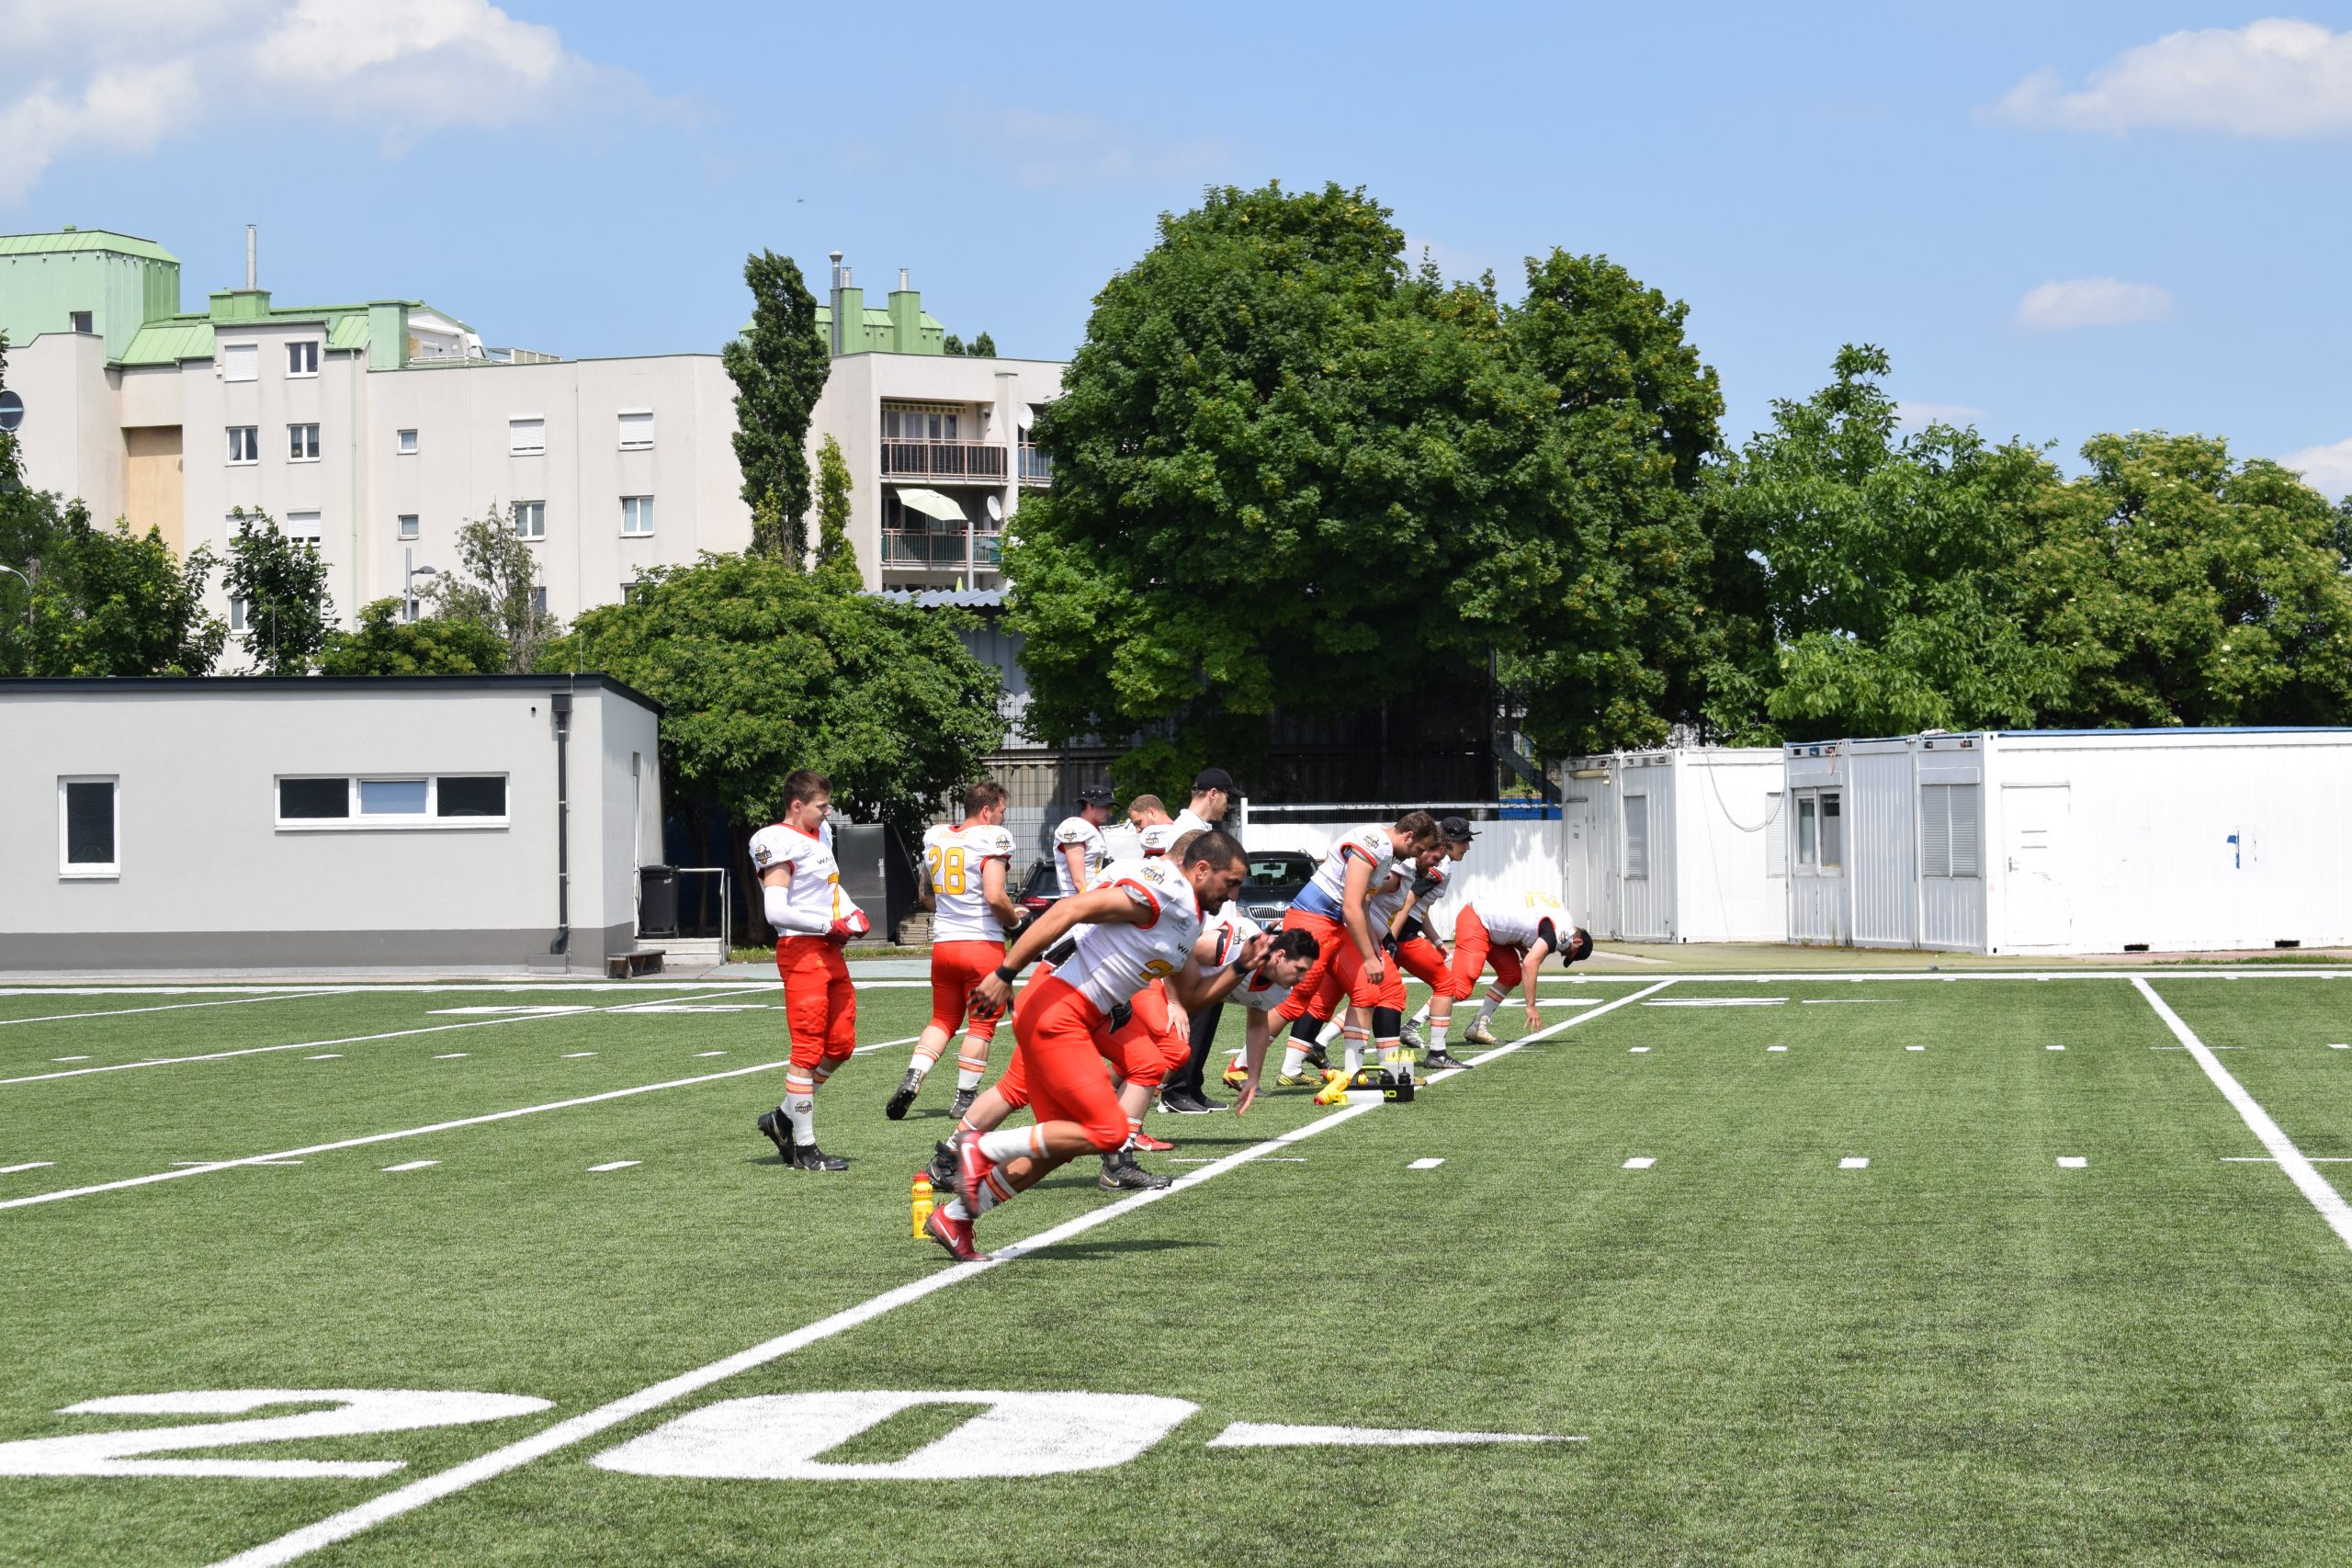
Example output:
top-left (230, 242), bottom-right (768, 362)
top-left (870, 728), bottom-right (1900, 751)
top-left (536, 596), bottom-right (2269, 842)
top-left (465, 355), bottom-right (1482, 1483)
top-left (0, 1059), bottom-right (796, 1212)
top-left (1767, 1045), bottom-right (1788, 1053)
top-left (1628, 1046), bottom-right (1650, 1054)
top-left (381, 1161), bottom-right (438, 1173)
top-left (2224, 1156), bottom-right (2352, 1163)
top-left (2057, 1156), bottom-right (2087, 1168)
top-left (587, 1160), bottom-right (640, 1172)
top-left (2135, 978), bottom-right (2352, 1253)
top-left (0, 988), bottom-right (362, 1027)
top-left (202, 977), bottom-right (1677, 1568)
top-left (0, 1161), bottom-right (55, 1175)
top-left (1840, 1157), bottom-right (1870, 1169)
top-left (0, 992), bottom-right (752, 1086)
top-left (1407, 1157), bottom-right (1444, 1170)
top-left (1207, 1422), bottom-right (1581, 1448)
top-left (51, 1055), bottom-right (90, 1062)
top-left (1645, 998), bottom-right (1783, 1008)
top-left (1623, 1157), bottom-right (1655, 1169)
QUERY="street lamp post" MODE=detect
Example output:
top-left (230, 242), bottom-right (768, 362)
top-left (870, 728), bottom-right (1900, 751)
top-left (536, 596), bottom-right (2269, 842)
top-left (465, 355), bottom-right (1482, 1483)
top-left (403, 548), bottom-right (438, 622)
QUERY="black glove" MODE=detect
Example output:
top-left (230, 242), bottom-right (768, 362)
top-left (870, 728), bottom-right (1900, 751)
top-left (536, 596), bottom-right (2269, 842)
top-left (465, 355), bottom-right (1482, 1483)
top-left (1108, 1000), bottom-right (1135, 1032)
top-left (1381, 933), bottom-right (1400, 959)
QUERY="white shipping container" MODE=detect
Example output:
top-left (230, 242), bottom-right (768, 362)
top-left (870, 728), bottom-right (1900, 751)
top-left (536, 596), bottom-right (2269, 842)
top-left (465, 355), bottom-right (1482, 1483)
top-left (1561, 749), bottom-right (1787, 942)
top-left (1784, 728), bottom-right (2352, 955)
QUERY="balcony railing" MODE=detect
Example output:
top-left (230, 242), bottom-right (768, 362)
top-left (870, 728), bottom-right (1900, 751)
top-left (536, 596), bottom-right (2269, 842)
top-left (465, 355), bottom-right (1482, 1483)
top-left (880, 439), bottom-right (1007, 484)
top-left (1018, 444), bottom-right (1053, 487)
top-left (882, 529), bottom-right (1004, 570)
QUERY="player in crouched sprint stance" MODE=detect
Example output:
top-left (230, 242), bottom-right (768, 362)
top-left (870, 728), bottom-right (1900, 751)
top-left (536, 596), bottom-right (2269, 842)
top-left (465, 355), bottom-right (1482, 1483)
top-left (888, 781), bottom-right (1023, 1122)
top-left (1443, 889), bottom-right (1595, 1047)
top-left (751, 770), bottom-right (869, 1172)
top-left (922, 830), bottom-right (1251, 1262)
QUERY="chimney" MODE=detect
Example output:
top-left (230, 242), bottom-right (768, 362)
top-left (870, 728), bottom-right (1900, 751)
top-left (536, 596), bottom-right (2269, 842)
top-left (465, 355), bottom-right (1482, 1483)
top-left (245, 224), bottom-right (257, 290)
top-left (899, 267), bottom-right (910, 290)
top-left (829, 250), bottom-right (844, 356)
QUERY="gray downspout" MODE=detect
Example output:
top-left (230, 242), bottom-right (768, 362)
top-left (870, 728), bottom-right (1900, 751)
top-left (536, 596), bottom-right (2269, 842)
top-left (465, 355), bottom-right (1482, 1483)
top-left (550, 690), bottom-right (572, 963)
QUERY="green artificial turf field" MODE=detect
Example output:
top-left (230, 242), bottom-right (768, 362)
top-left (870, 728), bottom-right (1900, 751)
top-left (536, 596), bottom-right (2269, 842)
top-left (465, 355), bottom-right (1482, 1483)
top-left (5, 969), bottom-right (2352, 1567)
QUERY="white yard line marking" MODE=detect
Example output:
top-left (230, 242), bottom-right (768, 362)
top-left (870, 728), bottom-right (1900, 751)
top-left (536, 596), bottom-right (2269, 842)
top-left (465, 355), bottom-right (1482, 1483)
top-left (0, 1161), bottom-right (56, 1175)
top-left (434, 1054), bottom-right (469, 1060)
top-left (693, 1051), bottom-right (728, 1057)
top-left (1767, 1045), bottom-right (1788, 1053)
top-left (561, 1053), bottom-right (597, 1059)
top-left (2331, 1043), bottom-right (2348, 1051)
top-left (51, 1055), bottom-right (89, 1062)
top-left (1207, 1422), bottom-right (1581, 1449)
top-left (0, 993), bottom-right (752, 1086)
top-left (2223, 1156), bottom-right (2352, 1163)
top-left (1627, 1046), bottom-right (1650, 1054)
top-left (305, 1055), bottom-right (343, 1061)
top-left (1840, 1157), bottom-right (1870, 1169)
top-left (1645, 998), bottom-right (1784, 1008)
top-left (203, 976), bottom-right (1675, 1568)
top-left (587, 1161), bottom-right (640, 1173)
top-left (2047, 1044), bottom-right (2066, 1051)
top-left (430, 1006), bottom-right (596, 1017)
top-left (0, 1059), bottom-right (798, 1213)
top-left (381, 1161), bottom-right (438, 1173)
top-left (2136, 978), bottom-right (2352, 1253)
top-left (1623, 1157), bottom-right (1655, 1170)
top-left (1407, 1157), bottom-right (1444, 1170)
top-left (1905, 1045), bottom-right (1926, 1052)
top-left (1800, 998), bottom-right (1893, 1005)
top-left (0, 988), bottom-right (360, 1027)
top-left (2057, 1156), bottom-right (2086, 1168)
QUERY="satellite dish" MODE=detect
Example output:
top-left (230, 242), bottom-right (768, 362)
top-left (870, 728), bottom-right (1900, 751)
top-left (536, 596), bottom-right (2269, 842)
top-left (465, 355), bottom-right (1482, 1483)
top-left (985, 494), bottom-right (1003, 523)
top-left (0, 390), bottom-right (22, 433)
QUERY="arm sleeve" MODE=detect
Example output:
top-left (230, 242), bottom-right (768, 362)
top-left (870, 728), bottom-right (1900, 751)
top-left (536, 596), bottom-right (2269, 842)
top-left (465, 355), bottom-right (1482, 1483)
top-left (765, 881), bottom-right (830, 936)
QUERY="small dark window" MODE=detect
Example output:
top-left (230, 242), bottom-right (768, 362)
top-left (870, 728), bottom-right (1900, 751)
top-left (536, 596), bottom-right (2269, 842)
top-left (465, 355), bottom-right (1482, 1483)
top-left (436, 776), bottom-right (506, 818)
top-left (64, 781), bottom-right (116, 865)
top-left (70, 310), bottom-right (93, 333)
top-left (279, 778), bottom-right (350, 818)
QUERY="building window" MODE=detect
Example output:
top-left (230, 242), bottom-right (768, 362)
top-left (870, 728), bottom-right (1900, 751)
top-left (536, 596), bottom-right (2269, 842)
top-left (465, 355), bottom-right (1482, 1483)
top-left (226, 426), bottom-right (259, 465)
top-left (882, 402), bottom-right (960, 440)
top-left (529, 586), bottom-right (548, 616)
top-left (620, 495), bottom-right (654, 536)
top-left (1920, 783), bottom-right (1984, 879)
top-left (510, 417), bottom-right (545, 455)
top-left (398, 513), bottom-right (419, 541)
top-left (1623, 795), bottom-right (1650, 880)
top-left (287, 341), bottom-right (319, 377)
top-left (397, 428), bottom-right (419, 455)
top-left (514, 501), bottom-right (546, 539)
top-left (287, 512), bottom-right (322, 544)
top-left (70, 310), bottom-right (93, 334)
top-left (618, 410), bottom-right (653, 450)
top-left (288, 423), bottom-right (321, 462)
top-left (276, 774), bottom-right (509, 829)
top-left (222, 344), bottom-right (258, 382)
top-left (230, 596), bottom-right (248, 631)
top-left (1793, 789), bottom-right (1844, 872)
top-left (60, 776), bottom-right (119, 876)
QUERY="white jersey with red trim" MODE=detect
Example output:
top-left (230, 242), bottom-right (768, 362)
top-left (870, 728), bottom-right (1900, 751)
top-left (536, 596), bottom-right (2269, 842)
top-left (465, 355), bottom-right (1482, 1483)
top-left (1198, 907), bottom-right (1295, 1014)
top-left (922, 821), bottom-right (1015, 942)
top-left (1051, 815), bottom-right (1108, 897)
top-left (1470, 890), bottom-right (1567, 947)
top-left (1137, 820), bottom-right (1179, 856)
top-left (1057, 855), bottom-right (1204, 1012)
top-left (749, 822), bottom-right (857, 931)
top-left (1291, 825), bottom-right (1398, 921)
top-left (1367, 860), bottom-right (1416, 929)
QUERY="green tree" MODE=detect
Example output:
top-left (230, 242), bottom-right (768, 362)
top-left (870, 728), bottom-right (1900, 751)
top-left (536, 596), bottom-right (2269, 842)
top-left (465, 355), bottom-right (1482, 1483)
top-left (8, 509), bottom-right (226, 677)
top-left (319, 598), bottom-right (513, 674)
top-left (1707, 346), bottom-right (2072, 740)
top-left (223, 509), bottom-right (334, 675)
top-left (1504, 250), bottom-right (1752, 752)
top-left (810, 434), bottom-right (861, 592)
top-left (721, 250), bottom-right (830, 559)
top-left (429, 506), bottom-right (560, 672)
top-left (942, 333), bottom-right (967, 356)
top-left (1006, 181), bottom-right (1562, 778)
top-left (2024, 432), bottom-right (2352, 728)
top-left (970, 331), bottom-right (997, 357)
top-left (547, 551), bottom-right (1003, 836)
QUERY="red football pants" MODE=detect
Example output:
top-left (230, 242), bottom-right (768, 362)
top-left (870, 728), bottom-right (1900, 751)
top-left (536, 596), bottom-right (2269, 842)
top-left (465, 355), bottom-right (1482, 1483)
top-left (775, 936), bottom-right (856, 1066)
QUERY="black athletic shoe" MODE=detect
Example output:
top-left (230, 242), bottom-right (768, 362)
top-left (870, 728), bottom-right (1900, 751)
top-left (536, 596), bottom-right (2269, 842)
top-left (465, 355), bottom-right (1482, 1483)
top-left (789, 1142), bottom-right (849, 1172)
top-left (926, 1140), bottom-right (958, 1190)
top-left (1422, 1049), bottom-right (1471, 1073)
top-left (755, 1109), bottom-right (793, 1160)
top-left (884, 1067), bottom-right (924, 1121)
top-left (1098, 1150), bottom-right (1172, 1191)
top-left (1302, 1043), bottom-right (1330, 1072)
top-left (948, 1088), bottom-right (978, 1120)
top-left (1156, 1089), bottom-right (1218, 1115)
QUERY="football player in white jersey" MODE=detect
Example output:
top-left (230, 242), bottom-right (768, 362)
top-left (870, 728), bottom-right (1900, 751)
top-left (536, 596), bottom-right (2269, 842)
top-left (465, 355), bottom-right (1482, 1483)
top-left (888, 781), bottom-right (1023, 1122)
top-left (1198, 917), bottom-right (1321, 1106)
top-left (1128, 794), bottom-right (1177, 855)
top-left (750, 769), bottom-right (869, 1172)
top-left (1052, 784), bottom-right (1116, 897)
top-left (1269, 811), bottom-right (1442, 1070)
top-left (924, 830), bottom-right (1250, 1262)
top-left (1442, 889), bottom-right (1593, 1044)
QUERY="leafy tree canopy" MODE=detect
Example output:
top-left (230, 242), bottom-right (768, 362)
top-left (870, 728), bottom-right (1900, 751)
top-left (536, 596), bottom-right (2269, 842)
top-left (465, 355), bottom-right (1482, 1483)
top-left (6, 505), bottom-right (225, 677)
top-left (319, 598), bottom-right (513, 675)
top-left (810, 434), bottom-right (861, 594)
top-left (223, 510), bottom-right (334, 675)
top-left (546, 551), bottom-right (1004, 834)
top-left (428, 506), bottom-right (560, 672)
top-left (722, 250), bottom-right (830, 559)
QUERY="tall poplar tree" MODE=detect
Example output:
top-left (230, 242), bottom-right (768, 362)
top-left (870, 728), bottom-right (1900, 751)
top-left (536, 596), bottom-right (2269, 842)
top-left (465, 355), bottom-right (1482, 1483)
top-left (722, 250), bottom-right (831, 560)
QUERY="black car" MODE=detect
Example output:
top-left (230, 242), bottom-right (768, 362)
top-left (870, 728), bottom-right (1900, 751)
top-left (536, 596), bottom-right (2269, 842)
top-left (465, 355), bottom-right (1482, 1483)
top-left (1016, 849), bottom-right (1315, 929)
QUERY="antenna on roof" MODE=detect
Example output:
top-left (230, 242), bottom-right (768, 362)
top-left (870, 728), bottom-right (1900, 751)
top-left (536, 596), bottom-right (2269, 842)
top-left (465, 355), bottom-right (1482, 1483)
top-left (245, 224), bottom-right (256, 290)
top-left (828, 250), bottom-right (844, 357)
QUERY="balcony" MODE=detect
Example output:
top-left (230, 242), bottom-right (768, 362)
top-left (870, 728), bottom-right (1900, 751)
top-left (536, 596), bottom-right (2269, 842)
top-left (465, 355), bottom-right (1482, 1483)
top-left (882, 528), bottom-right (1004, 570)
top-left (1018, 444), bottom-right (1052, 487)
top-left (880, 439), bottom-right (1007, 485)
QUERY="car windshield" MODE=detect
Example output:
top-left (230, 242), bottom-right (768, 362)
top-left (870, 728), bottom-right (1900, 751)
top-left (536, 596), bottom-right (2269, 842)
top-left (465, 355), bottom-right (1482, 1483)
top-left (1244, 855), bottom-right (1313, 887)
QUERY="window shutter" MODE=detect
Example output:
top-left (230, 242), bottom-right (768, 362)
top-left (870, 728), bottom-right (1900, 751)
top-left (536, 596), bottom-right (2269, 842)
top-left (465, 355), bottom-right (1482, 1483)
top-left (618, 412), bottom-right (652, 448)
top-left (1921, 784), bottom-right (1952, 878)
top-left (1951, 784), bottom-right (1983, 877)
top-left (1765, 793), bottom-right (1785, 877)
top-left (510, 418), bottom-right (544, 454)
top-left (222, 344), bottom-right (257, 382)
top-left (1624, 795), bottom-right (1650, 880)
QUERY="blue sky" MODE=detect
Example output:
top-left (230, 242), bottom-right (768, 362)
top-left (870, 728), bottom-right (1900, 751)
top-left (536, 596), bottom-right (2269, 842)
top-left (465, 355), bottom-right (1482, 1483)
top-left (8, 1), bottom-right (2352, 492)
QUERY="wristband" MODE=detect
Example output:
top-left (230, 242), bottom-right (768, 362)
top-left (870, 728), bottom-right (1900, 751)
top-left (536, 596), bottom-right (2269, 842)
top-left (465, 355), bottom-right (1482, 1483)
top-left (994, 964), bottom-right (1017, 985)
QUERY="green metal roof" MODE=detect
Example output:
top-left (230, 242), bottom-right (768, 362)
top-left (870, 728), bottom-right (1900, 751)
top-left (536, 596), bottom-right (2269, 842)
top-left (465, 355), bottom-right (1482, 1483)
top-left (0, 228), bottom-right (177, 263)
top-left (327, 314), bottom-right (372, 352)
top-left (119, 321), bottom-right (218, 366)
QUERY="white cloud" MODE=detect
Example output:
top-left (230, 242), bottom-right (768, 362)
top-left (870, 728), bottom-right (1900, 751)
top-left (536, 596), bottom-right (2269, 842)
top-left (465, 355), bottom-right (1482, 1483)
top-left (1895, 400), bottom-right (1988, 429)
top-left (2278, 436), bottom-right (2352, 499)
top-left (1989, 18), bottom-right (2352, 138)
top-left (0, 0), bottom-right (673, 203)
top-left (2012, 277), bottom-right (2176, 332)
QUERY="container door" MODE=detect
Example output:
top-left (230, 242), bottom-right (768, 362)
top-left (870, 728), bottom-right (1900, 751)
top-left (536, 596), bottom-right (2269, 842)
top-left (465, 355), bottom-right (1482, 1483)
top-left (1560, 790), bottom-right (1607, 936)
top-left (2001, 784), bottom-right (2071, 948)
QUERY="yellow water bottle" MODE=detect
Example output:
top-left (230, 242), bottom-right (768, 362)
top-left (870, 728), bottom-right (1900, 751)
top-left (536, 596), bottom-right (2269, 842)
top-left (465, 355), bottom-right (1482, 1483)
top-left (911, 1174), bottom-right (934, 1237)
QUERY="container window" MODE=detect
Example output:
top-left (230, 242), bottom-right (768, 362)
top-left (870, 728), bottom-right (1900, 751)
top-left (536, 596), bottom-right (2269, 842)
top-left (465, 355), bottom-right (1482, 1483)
top-left (1623, 795), bottom-right (1650, 880)
top-left (60, 777), bottom-right (119, 875)
top-left (1796, 795), bottom-right (1817, 868)
top-left (1818, 793), bottom-right (1843, 870)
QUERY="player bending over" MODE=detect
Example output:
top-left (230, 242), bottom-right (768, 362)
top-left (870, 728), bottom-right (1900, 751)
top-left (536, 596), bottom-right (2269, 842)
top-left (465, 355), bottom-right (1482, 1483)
top-left (1443, 890), bottom-right (1593, 1046)
top-left (751, 770), bottom-right (869, 1172)
top-left (923, 831), bottom-right (1250, 1262)
top-left (888, 781), bottom-right (1023, 1122)
top-left (1393, 815), bottom-right (1476, 1070)
top-left (1202, 920), bottom-right (1323, 1101)
top-left (1269, 811), bottom-right (1441, 1086)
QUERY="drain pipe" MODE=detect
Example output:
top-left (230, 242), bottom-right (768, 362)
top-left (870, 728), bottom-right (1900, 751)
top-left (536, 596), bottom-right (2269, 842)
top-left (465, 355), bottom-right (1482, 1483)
top-left (550, 690), bottom-right (573, 963)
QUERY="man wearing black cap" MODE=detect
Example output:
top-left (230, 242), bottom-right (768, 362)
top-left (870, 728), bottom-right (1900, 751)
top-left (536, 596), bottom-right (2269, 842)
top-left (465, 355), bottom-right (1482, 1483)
top-left (1052, 785), bottom-right (1117, 897)
top-left (1395, 816), bottom-right (1477, 1070)
top-left (1155, 767), bottom-right (1239, 1112)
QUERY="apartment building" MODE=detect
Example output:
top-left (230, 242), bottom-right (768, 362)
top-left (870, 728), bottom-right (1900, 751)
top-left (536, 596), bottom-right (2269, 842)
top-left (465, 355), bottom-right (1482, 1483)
top-left (0, 228), bottom-right (1065, 626)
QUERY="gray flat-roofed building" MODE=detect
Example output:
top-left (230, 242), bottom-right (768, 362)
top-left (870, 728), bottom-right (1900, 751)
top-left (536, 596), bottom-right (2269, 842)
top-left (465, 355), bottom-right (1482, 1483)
top-left (1, 675), bottom-right (662, 972)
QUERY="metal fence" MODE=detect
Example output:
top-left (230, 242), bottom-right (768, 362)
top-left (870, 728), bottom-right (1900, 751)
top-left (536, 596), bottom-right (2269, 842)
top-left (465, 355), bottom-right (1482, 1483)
top-left (880, 440), bottom-right (1008, 482)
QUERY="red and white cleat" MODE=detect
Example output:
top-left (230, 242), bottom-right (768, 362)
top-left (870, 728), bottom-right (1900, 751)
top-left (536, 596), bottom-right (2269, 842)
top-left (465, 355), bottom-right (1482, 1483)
top-left (924, 1205), bottom-right (991, 1263)
top-left (1129, 1130), bottom-right (1175, 1154)
top-left (954, 1131), bottom-right (997, 1216)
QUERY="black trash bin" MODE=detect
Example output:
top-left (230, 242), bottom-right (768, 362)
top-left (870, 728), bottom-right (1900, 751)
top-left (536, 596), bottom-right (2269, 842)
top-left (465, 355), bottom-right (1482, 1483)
top-left (637, 864), bottom-right (679, 939)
